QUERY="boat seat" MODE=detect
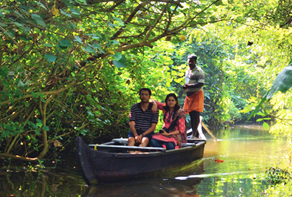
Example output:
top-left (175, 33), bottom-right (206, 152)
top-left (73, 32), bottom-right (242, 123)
top-left (112, 138), bottom-right (128, 145)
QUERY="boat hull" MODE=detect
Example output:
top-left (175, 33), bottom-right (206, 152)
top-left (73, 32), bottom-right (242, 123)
top-left (76, 136), bottom-right (205, 185)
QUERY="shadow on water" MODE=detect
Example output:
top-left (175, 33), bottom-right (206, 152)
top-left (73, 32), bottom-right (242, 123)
top-left (0, 160), bottom-right (204, 197)
top-left (0, 124), bottom-right (289, 196)
top-left (82, 160), bottom-right (204, 197)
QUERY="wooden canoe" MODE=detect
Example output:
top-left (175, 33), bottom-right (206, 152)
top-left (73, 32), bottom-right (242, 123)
top-left (76, 136), bottom-right (206, 185)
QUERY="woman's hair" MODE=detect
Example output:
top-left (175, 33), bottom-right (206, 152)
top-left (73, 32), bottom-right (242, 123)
top-left (163, 93), bottom-right (180, 121)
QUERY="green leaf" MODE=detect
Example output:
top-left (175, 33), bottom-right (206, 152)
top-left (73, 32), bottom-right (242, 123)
top-left (34, 128), bottom-right (41, 135)
top-left (30, 122), bottom-right (38, 129)
top-left (13, 22), bottom-right (23, 28)
top-left (43, 43), bottom-right (53, 47)
top-left (44, 54), bottom-right (56, 62)
top-left (113, 16), bottom-right (124, 25)
top-left (60, 9), bottom-right (71, 17)
top-left (36, 2), bottom-right (47, 10)
top-left (74, 36), bottom-right (83, 43)
top-left (0, 67), bottom-right (9, 76)
top-left (263, 122), bottom-right (269, 130)
top-left (248, 62), bottom-right (292, 121)
top-left (70, 8), bottom-right (80, 16)
top-left (75, 0), bottom-right (87, 5)
top-left (82, 45), bottom-right (95, 53)
top-left (266, 65), bottom-right (292, 99)
top-left (214, 0), bottom-right (223, 6)
top-left (92, 43), bottom-right (103, 52)
top-left (59, 40), bottom-right (72, 48)
top-left (43, 125), bottom-right (49, 131)
top-left (256, 112), bottom-right (266, 116)
top-left (31, 14), bottom-right (46, 27)
top-left (17, 80), bottom-right (25, 87)
top-left (113, 60), bottom-right (126, 68)
top-left (108, 22), bottom-right (116, 28)
top-left (23, 26), bottom-right (31, 33)
top-left (32, 92), bottom-right (38, 98)
top-left (113, 40), bottom-right (119, 45)
top-left (114, 53), bottom-right (122, 61)
top-left (14, 11), bottom-right (24, 19)
top-left (247, 97), bottom-right (266, 121)
top-left (68, 21), bottom-right (77, 29)
top-left (87, 111), bottom-right (94, 117)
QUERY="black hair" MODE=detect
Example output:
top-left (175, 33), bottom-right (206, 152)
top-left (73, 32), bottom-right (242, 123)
top-left (163, 93), bottom-right (180, 121)
top-left (139, 88), bottom-right (151, 96)
top-left (188, 54), bottom-right (197, 61)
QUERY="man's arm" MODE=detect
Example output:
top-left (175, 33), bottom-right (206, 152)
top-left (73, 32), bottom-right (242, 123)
top-left (129, 121), bottom-right (138, 137)
top-left (141, 123), bottom-right (157, 136)
top-left (150, 99), bottom-right (164, 114)
top-left (150, 99), bottom-right (158, 114)
top-left (129, 105), bottom-right (138, 137)
top-left (136, 123), bottom-right (157, 142)
top-left (183, 82), bottom-right (204, 89)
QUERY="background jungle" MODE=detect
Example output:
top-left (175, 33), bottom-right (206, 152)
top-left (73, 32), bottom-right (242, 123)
top-left (0, 0), bottom-right (292, 183)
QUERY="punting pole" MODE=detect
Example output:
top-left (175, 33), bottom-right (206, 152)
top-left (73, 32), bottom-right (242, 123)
top-left (201, 121), bottom-right (217, 141)
top-left (187, 116), bottom-right (217, 141)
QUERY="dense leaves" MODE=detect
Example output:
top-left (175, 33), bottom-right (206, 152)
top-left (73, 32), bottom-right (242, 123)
top-left (248, 63), bottom-right (292, 121)
top-left (0, 0), bottom-right (226, 161)
top-left (1, 0), bottom-right (292, 166)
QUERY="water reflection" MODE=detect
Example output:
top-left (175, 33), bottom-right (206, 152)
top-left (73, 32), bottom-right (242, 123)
top-left (0, 169), bottom-right (86, 197)
top-left (83, 175), bottom-right (203, 197)
top-left (0, 125), bottom-right (288, 196)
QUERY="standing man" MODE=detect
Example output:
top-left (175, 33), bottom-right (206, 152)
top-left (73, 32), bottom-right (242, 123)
top-left (128, 88), bottom-right (159, 147)
top-left (183, 54), bottom-right (205, 138)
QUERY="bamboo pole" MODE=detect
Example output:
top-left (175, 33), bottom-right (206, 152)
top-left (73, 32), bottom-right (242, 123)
top-left (202, 122), bottom-right (217, 141)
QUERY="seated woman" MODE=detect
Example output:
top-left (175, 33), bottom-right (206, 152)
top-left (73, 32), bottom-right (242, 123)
top-left (151, 93), bottom-right (186, 150)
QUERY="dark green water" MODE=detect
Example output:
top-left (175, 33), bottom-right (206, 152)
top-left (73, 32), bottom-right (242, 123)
top-left (0, 125), bottom-right (288, 197)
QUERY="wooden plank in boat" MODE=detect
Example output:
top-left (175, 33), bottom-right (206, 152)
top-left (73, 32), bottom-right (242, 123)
top-left (88, 144), bottom-right (166, 152)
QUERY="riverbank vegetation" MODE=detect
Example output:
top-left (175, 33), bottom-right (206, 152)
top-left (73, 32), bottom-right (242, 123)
top-left (1, 0), bottom-right (292, 194)
top-left (1, 0), bottom-right (292, 186)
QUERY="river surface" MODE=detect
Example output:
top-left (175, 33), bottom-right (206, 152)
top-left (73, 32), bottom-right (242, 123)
top-left (0, 125), bottom-right (289, 197)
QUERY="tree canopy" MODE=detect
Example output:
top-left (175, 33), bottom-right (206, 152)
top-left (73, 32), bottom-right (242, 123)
top-left (0, 0), bottom-right (226, 161)
top-left (1, 0), bottom-right (292, 164)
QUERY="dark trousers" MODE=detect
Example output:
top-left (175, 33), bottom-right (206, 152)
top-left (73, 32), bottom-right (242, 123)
top-left (189, 111), bottom-right (200, 137)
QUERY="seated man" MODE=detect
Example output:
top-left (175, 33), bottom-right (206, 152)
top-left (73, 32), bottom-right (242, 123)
top-left (128, 88), bottom-right (159, 147)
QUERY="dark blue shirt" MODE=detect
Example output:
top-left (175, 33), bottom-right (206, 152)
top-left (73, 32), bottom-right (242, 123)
top-left (129, 103), bottom-right (159, 132)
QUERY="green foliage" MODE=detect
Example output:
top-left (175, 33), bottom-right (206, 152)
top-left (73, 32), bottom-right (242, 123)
top-left (166, 26), bottom-right (260, 129)
top-left (0, 0), bottom-right (291, 164)
top-left (0, 0), bottom-right (227, 160)
top-left (265, 167), bottom-right (291, 185)
top-left (265, 180), bottom-right (292, 196)
top-left (264, 166), bottom-right (292, 196)
top-left (248, 63), bottom-right (292, 121)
